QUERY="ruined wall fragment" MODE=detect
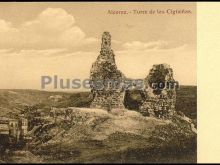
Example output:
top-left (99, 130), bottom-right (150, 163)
top-left (140, 64), bottom-right (178, 119)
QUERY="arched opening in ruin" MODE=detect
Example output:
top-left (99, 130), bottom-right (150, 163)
top-left (124, 90), bottom-right (145, 111)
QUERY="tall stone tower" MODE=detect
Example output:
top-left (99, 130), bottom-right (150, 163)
top-left (90, 32), bottom-right (125, 110)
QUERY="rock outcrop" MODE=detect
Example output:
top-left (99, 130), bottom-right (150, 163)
top-left (140, 64), bottom-right (178, 119)
top-left (28, 107), bottom-right (196, 163)
top-left (90, 32), bottom-right (125, 110)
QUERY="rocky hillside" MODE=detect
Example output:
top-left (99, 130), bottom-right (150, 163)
top-left (26, 107), bottom-right (196, 163)
top-left (0, 88), bottom-right (197, 163)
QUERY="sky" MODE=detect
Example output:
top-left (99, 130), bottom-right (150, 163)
top-left (0, 2), bottom-right (196, 91)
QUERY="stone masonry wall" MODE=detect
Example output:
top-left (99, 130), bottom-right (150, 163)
top-left (89, 32), bottom-right (178, 119)
top-left (139, 64), bottom-right (177, 119)
top-left (89, 32), bottom-right (125, 110)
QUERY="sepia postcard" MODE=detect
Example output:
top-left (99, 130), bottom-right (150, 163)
top-left (0, 2), bottom-right (197, 163)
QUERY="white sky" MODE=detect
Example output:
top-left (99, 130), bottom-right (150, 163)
top-left (0, 2), bottom-right (196, 90)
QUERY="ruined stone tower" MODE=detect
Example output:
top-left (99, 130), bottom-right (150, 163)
top-left (139, 64), bottom-right (178, 119)
top-left (90, 32), bottom-right (125, 110)
top-left (89, 32), bottom-right (178, 119)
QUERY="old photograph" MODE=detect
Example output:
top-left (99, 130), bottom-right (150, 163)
top-left (0, 2), bottom-right (196, 163)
